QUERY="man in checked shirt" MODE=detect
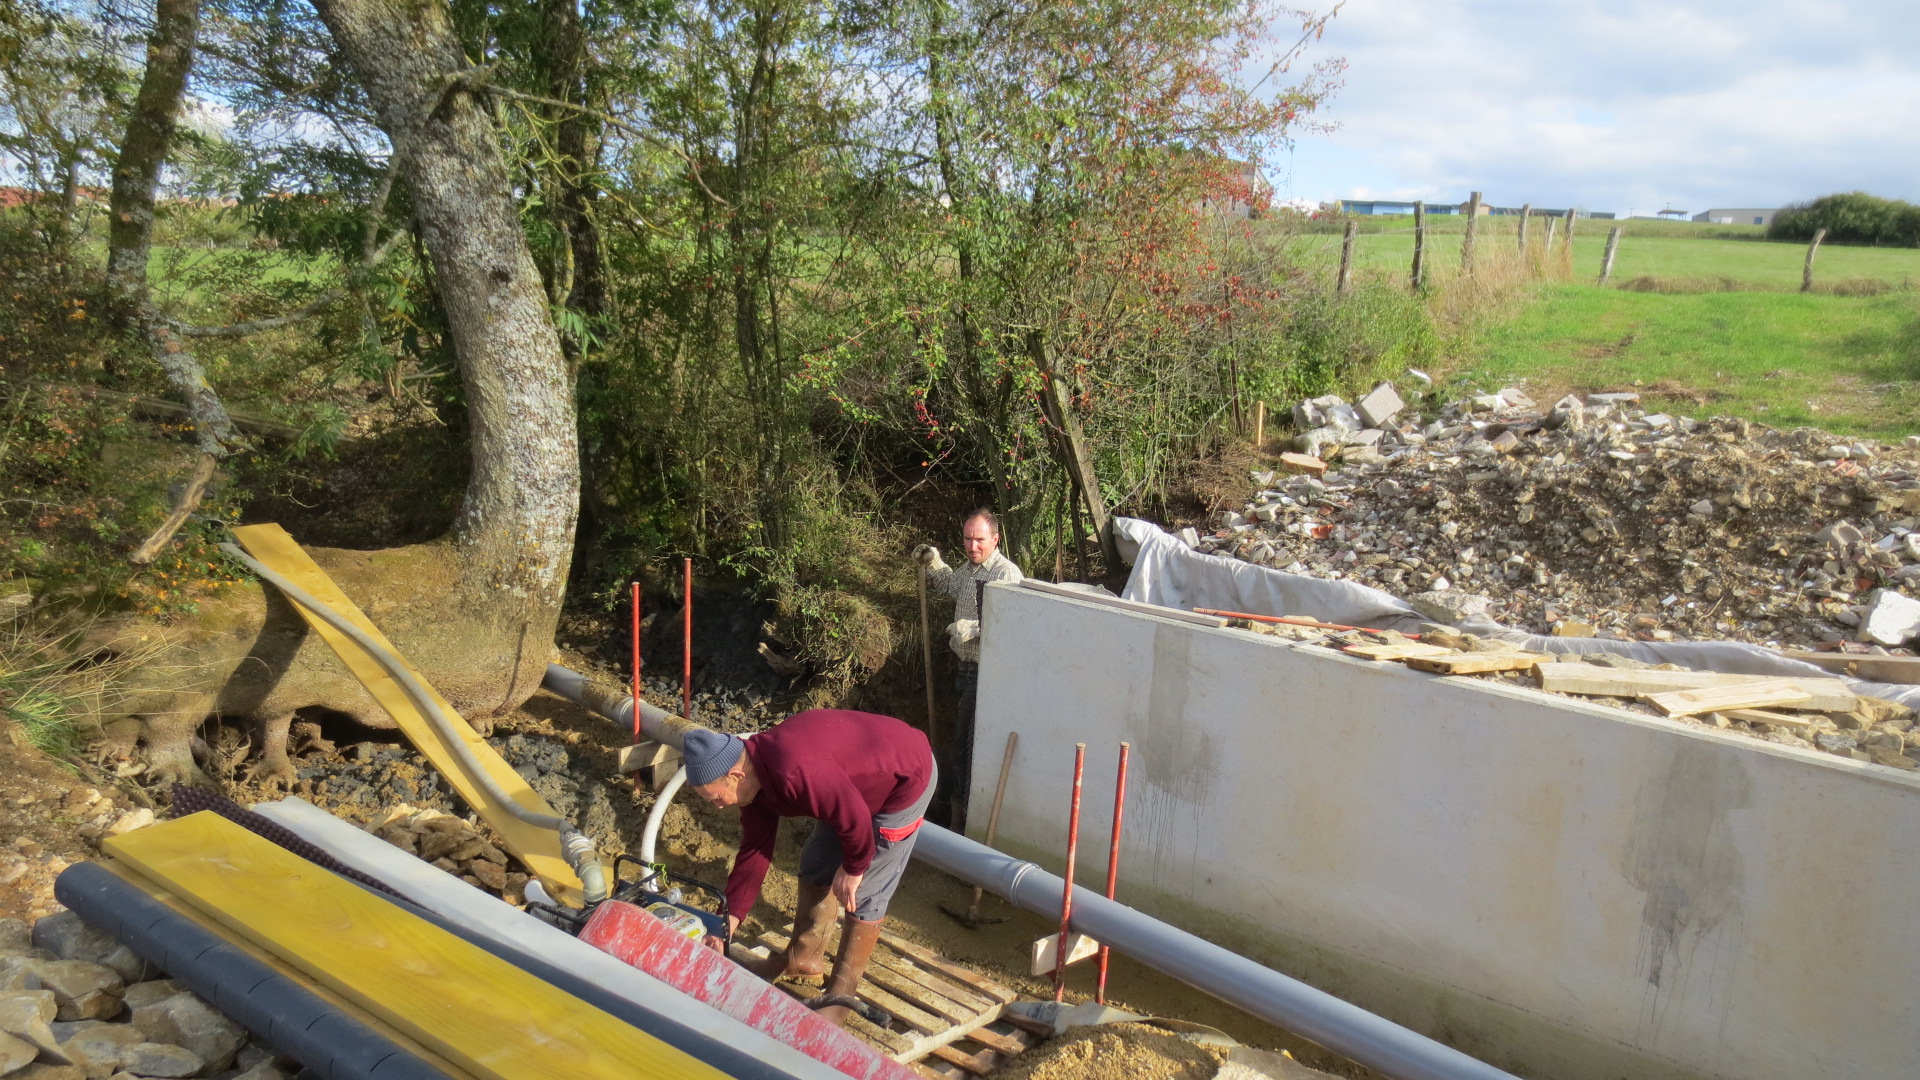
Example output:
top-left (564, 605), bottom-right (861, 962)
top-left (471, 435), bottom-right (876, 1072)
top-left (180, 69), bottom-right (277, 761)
top-left (912, 508), bottom-right (1023, 826)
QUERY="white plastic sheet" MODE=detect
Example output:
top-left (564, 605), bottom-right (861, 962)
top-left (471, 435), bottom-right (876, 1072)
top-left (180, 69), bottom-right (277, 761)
top-left (1111, 517), bottom-right (1920, 710)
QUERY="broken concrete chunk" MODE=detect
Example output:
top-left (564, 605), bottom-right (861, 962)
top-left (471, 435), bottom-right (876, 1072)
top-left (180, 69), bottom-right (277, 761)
top-left (1497, 387), bottom-right (1535, 409)
top-left (1586, 391), bottom-right (1639, 405)
top-left (1551, 621), bottom-right (1596, 637)
top-left (1406, 590), bottom-right (1493, 626)
top-left (1277, 453), bottom-right (1327, 477)
top-left (1858, 589), bottom-right (1920, 647)
top-left (1177, 527), bottom-right (1200, 550)
top-left (1355, 382), bottom-right (1405, 428)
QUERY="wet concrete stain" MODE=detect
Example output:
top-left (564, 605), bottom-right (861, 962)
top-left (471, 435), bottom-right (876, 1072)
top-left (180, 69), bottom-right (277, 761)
top-left (1130, 624), bottom-right (1222, 895)
top-left (1622, 737), bottom-right (1750, 1044)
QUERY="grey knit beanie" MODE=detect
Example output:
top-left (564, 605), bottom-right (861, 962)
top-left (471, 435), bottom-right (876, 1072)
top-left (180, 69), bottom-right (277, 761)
top-left (681, 728), bottom-right (744, 786)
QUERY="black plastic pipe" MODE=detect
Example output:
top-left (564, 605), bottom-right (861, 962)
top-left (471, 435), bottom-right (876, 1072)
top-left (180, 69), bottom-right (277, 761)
top-left (56, 862), bottom-right (451, 1080)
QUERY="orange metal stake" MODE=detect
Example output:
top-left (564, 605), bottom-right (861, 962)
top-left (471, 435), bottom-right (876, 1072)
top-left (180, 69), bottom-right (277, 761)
top-left (631, 582), bottom-right (643, 793)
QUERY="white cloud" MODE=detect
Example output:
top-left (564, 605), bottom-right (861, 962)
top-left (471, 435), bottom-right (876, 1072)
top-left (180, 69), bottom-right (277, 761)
top-left (1271, 0), bottom-right (1920, 215)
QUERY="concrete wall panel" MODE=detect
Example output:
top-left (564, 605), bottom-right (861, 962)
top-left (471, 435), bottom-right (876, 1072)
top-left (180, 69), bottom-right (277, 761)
top-left (973, 583), bottom-right (1920, 1080)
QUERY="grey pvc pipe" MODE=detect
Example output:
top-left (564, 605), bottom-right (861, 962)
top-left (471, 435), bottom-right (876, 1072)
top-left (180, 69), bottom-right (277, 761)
top-left (912, 826), bottom-right (1520, 1080)
top-left (542, 662), bottom-right (697, 750)
top-left (543, 661), bottom-right (1521, 1080)
top-left (222, 543), bottom-right (607, 901)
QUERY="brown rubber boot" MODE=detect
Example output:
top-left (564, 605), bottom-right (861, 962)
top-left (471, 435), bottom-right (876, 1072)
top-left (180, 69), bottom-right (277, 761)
top-left (810, 915), bottom-right (883, 1027)
top-left (744, 880), bottom-right (839, 981)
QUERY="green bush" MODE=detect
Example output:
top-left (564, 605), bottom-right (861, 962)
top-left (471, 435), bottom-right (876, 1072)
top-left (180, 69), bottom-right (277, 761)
top-left (1770, 193), bottom-right (1920, 247)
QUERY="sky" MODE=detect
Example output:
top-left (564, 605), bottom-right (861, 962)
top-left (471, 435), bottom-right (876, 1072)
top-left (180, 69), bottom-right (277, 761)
top-left (1272, 0), bottom-right (1920, 217)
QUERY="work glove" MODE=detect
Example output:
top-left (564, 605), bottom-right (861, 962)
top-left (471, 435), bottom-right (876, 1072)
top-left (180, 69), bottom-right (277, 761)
top-left (912, 544), bottom-right (939, 567)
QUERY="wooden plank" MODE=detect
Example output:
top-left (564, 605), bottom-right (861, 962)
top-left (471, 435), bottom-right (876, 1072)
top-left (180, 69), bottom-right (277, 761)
top-left (99, 862), bottom-right (482, 1080)
top-left (870, 952), bottom-right (997, 1014)
top-left (864, 964), bottom-right (978, 1025)
top-left (231, 523), bottom-right (587, 906)
top-left (1404, 652), bottom-right (1550, 675)
top-left (1535, 663), bottom-right (1857, 710)
top-left (615, 740), bottom-right (679, 775)
top-left (845, 1010), bottom-right (916, 1056)
top-left (1342, 642), bottom-right (1454, 661)
top-left (1029, 932), bottom-right (1100, 976)
top-left (1721, 708), bottom-right (1822, 730)
top-left (1778, 650), bottom-right (1920, 686)
top-left (1278, 452), bottom-right (1327, 477)
top-left (880, 933), bottom-right (1018, 1004)
top-left (106, 813), bottom-right (727, 1080)
top-left (886, 1006), bottom-right (1008, 1066)
top-left (927, 1043), bottom-right (997, 1076)
top-left (1642, 683), bottom-right (1813, 718)
top-left (954, 1024), bottom-right (1025, 1057)
top-left (856, 980), bottom-right (949, 1036)
top-left (998, 1010), bottom-right (1056, 1037)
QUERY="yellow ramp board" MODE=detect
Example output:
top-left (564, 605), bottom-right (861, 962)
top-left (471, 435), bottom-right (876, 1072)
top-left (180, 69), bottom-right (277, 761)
top-left (107, 813), bottom-right (729, 1080)
top-left (232, 522), bottom-right (585, 905)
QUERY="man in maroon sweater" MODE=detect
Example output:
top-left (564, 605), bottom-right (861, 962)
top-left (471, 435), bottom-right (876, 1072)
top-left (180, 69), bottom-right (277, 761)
top-left (683, 710), bottom-right (936, 1025)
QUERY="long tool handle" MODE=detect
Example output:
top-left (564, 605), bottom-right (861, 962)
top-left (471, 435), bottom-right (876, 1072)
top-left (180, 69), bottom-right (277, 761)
top-left (630, 582), bottom-right (642, 794)
top-left (1096, 741), bottom-right (1130, 1004)
top-left (1054, 743), bottom-right (1086, 1002)
top-left (682, 558), bottom-right (694, 723)
top-left (964, 732), bottom-right (1019, 915)
top-left (917, 565), bottom-right (937, 750)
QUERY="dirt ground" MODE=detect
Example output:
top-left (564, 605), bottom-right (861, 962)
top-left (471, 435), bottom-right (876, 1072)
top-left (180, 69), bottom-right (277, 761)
top-left (994, 1023), bottom-right (1223, 1080)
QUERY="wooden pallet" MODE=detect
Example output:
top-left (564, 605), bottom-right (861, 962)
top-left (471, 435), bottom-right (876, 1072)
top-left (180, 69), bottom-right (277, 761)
top-left (749, 927), bottom-right (1049, 1075)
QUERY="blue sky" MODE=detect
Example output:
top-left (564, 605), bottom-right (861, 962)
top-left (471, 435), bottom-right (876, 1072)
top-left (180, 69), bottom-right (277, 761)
top-left (1272, 0), bottom-right (1920, 217)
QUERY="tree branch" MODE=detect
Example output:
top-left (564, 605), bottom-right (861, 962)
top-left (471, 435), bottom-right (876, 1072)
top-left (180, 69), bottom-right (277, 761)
top-left (129, 452), bottom-right (218, 565)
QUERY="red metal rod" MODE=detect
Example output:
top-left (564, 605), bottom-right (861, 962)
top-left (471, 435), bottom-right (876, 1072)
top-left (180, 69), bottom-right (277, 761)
top-left (1054, 742), bottom-right (1086, 1003)
top-left (631, 582), bottom-right (643, 793)
top-left (682, 557), bottom-right (694, 723)
top-left (1096, 741), bottom-right (1130, 1005)
top-left (1192, 608), bottom-right (1406, 636)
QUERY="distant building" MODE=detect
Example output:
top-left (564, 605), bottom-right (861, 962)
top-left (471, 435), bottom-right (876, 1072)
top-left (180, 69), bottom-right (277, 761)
top-left (1337, 199), bottom-right (1460, 215)
top-left (1656, 208), bottom-right (1690, 219)
top-left (1693, 208), bottom-right (1779, 226)
top-left (1197, 159), bottom-right (1272, 219)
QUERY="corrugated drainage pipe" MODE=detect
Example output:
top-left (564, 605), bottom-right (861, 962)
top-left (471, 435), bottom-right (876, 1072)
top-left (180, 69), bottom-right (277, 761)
top-left (56, 862), bottom-right (452, 1080)
top-left (543, 662), bottom-right (1523, 1080)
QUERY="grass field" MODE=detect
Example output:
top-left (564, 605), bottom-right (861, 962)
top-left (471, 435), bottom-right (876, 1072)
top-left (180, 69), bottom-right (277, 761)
top-left (1447, 286), bottom-right (1920, 439)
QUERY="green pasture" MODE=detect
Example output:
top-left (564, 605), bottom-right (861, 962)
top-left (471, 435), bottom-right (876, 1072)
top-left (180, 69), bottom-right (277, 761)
top-left (1447, 285), bottom-right (1920, 439)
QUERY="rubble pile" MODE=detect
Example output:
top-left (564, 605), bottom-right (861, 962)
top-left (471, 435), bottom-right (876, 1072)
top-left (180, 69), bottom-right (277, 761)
top-left (1195, 382), bottom-right (1920, 648)
top-left (2, 913), bottom-right (294, 1080)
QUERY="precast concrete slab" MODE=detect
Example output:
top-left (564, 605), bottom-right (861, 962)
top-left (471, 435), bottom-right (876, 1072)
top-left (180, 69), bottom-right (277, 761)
top-left (971, 581), bottom-right (1920, 1080)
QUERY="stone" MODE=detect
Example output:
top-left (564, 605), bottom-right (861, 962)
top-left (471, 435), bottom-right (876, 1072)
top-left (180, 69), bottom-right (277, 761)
top-left (1177, 527), bottom-right (1200, 550)
top-left (1814, 732), bottom-right (1858, 755)
top-left (103, 811), bottom-right (152, 838)
top-left (1551, 621), bottom-right (1596, 637)
top-left (1487, 430), bottom-right (1520, 454)
top-left (115, 1043), bottom-right (201, 1079)
top-left (7, 1067), bottom-right (84, 1080)
top-left (0, 1030), bottom-right (35, 1076)
top-left (1814, 520), bottom-right (1864, 549)
top-left (62, 1022), bottom-right (144, 1070)
top-left (136, 996), bottom-right (241, 1073)
top-left (1497, 387), bottom-right (1535, 409)
top-left (1355, 382), bottom-right (1405, 428)
top-left (0, 924), bottom-right (27, 958)
top-left (1688, 499), bottom-right (1715, 517)
top-left (1857, 589), bottom-right (1920, 646)
top-left (0, 991), bottom-right (64, 1062)
top-left (468, 860), bottom-right (507, 891)
top-left (114, 987), bottom-right (177, 1017)
top-left (1406, 590), bottom-right (1493, 625)
top-left (229, 1063), bottom-right (293, 1080)
top-left (1467, 395), bottom-right (1504, 413)
top-left (0, 962), bottom-right (121, 1023)
top-left (1322, 402), bottom-right (1362, 433)
top-left (1344, 427), bottom-right (1385, 448)
top-left (1290, 400), bottom-right (1325, 431)
top-left (1277, 453), bottom-right (1326, 477)
top-left (1586, 391), bottom-right (1640, 405)
top-left (30, 916), bottom-right (152, 986)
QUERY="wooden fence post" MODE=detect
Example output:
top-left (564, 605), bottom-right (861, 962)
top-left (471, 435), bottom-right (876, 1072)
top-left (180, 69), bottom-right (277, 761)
top-left (1561, 208), bottom-right (1577, 273)
top-left (1411, 201), bottom-right (1427, 289)
top-left (1461, 191), bottom-right (1481, 275)
top-left (1254, 401), bottom-right (1266, 450)
top-left (1516, 203), bottom-right (1531, 252)
top-left (1801, 228), bottom-right (1827, 293)
top-left (1543, 216), bottom-right (1558, 256)
top-left (1597, 226), bottom-right (1623, 285)
top-left (1336, 219), bottom-right (1357, 295)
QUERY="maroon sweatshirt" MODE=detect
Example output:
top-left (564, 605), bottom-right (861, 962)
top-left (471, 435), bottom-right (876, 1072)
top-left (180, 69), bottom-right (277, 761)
top-left (723, 709), bottom-right (933, 919)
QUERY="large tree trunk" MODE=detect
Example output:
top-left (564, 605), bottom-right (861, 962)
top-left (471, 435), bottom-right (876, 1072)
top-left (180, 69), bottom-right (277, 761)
top-left (308, 0), bottom-right (579, 707)
top-left (101, 0), bottom-right (580, 785)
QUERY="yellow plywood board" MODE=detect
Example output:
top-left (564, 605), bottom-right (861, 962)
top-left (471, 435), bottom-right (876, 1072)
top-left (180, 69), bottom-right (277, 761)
top-left (231, 523), bottom-right (584, 905)
top-left (106, 813), bottom-right (728, 1080)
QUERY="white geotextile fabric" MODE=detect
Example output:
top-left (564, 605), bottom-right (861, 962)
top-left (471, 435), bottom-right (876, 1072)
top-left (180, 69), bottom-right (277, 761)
top-left (1111, 517), bottom-right (1920, 711)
